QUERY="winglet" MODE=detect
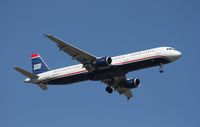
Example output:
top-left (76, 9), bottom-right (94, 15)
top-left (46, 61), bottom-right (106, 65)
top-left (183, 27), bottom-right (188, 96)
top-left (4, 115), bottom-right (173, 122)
top-left (43, 33), bottom-right (48, 37)
top-left (43, 33), bottom-right (52, 38)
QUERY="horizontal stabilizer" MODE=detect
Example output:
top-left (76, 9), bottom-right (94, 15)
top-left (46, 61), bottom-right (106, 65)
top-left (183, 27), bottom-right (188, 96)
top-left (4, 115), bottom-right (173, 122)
top-left (14, 67), bottom-right (38, 79)
top-left (38, 84), bottom-right (48, 90)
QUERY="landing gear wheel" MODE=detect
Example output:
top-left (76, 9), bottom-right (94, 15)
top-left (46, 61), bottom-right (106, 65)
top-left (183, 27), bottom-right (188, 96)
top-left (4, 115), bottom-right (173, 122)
top-left (106, 86), bottom-right (113, 94)
top-left (159, 63), bottom-right (164, 73)
top-left (159, 70), bottom-right (164, 73)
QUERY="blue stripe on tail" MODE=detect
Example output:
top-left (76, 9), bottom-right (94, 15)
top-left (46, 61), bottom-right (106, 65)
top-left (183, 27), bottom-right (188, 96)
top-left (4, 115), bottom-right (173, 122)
top-left (31, 54), bottom-right (49, 74)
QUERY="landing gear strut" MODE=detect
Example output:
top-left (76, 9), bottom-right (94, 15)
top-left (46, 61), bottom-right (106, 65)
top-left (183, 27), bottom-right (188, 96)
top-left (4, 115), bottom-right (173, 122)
top-left (106, 86), bottom-right (113, 94)
top-left (159, 63), bottom-right (164, 73)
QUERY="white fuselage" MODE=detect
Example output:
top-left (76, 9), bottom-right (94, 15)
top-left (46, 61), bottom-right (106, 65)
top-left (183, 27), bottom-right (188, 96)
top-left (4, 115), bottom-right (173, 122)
top-left (25, 47), bottom-right (181, 84)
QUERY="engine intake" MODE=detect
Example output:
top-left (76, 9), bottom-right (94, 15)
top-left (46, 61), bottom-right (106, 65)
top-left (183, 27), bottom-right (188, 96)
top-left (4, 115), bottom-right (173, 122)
top-left (123, 78), bottom-right (141, 89)
top-left (94, 56), bottom-right (112, 67)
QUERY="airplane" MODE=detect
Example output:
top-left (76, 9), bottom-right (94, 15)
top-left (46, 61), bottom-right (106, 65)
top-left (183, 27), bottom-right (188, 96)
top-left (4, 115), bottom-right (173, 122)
top-left (14, 34), bottom-right (182, 100)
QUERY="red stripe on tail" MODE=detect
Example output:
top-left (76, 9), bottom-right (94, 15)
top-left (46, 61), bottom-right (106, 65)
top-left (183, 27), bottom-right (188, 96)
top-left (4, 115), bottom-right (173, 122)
top-left (31, 54), bottom-right (40, 58)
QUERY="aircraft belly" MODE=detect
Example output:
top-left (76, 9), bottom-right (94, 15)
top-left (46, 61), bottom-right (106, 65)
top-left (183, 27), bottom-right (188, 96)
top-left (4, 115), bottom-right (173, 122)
top-left (88, 67), bottom-right (126, 81)
top-left (48, 73), bottom-right (89, 85)
top-left (122, 57), bottom-right (170, 72)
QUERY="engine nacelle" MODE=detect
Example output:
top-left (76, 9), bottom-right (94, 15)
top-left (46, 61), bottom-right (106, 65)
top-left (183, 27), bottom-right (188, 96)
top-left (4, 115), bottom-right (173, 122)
top-left (94, 56), bottom-right (112, 67)
top-left (123, 78), bottom-right (141, 89)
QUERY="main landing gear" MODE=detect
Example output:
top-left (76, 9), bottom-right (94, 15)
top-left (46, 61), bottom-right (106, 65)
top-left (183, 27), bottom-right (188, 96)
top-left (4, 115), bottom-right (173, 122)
top-left (159, 63), bottom-right (164, 73)
top-left (106, 86), bottom-right (113, 94)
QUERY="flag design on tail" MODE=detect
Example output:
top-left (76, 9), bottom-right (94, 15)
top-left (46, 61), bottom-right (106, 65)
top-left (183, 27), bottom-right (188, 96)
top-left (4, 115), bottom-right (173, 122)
top-left (31, 54), bottom-right (50, 74)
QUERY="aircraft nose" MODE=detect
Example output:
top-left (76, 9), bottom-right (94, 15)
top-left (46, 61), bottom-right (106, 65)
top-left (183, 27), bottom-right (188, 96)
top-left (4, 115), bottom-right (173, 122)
top-left (170, 50), bottom-right (182, 61)
top-left (175, 51), bottom-right (182, 59)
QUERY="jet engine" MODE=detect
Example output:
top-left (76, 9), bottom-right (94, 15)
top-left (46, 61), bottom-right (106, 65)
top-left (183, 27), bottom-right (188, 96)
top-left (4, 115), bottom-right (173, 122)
top-left (94, 56), bottom-right (112, 67)
top-left (123, 78), bottom-right (141, 89)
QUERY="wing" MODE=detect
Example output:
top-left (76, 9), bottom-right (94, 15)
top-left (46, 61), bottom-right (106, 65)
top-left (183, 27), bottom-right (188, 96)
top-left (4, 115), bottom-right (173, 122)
top-left (102, 75), bottom-right (133, 100)
top-left (45, 34), bottom-right (97, 71)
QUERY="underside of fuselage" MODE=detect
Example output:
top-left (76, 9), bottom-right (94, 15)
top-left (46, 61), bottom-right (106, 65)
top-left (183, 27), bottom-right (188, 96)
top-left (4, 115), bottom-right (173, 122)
top-left (46, 57), bottom-right (170, 85)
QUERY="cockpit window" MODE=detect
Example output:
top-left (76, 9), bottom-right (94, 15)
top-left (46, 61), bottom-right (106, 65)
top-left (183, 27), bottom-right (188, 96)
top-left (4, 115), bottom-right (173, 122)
top-left (166, 48), bottom-right (175, 50)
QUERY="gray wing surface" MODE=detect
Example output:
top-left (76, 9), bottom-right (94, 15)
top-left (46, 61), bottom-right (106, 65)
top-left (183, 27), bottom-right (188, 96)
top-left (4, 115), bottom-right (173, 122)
top-left (45, 34), bottom-right (97, 71)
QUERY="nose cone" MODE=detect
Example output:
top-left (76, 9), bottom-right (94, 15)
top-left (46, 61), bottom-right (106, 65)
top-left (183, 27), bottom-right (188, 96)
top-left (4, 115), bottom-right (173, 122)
top-left (170, 50), bottom-right (182, 61)
top-left (175, 51), bottom-right (182, 59)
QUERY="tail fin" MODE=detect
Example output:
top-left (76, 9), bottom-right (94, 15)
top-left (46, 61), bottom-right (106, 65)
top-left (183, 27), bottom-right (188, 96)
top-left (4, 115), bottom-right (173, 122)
top-left (31, 53), bottom-right (50, 74)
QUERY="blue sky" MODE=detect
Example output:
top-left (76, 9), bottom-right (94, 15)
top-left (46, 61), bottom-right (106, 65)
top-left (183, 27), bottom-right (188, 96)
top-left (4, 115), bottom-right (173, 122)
top-left (1, 0), bottom-right (200, 126)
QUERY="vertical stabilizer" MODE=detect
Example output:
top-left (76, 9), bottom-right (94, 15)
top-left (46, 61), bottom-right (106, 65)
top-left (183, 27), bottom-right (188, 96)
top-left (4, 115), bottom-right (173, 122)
top-left (31, 54), bottom-right (49, 74)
